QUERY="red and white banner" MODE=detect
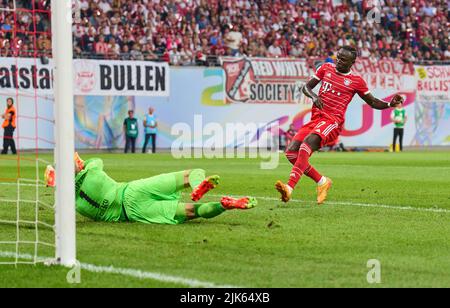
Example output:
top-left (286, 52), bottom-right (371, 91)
top-left (221, 57), bottom-right (310, 104)
top-left (352, 58), bottom-right (415, 90)
top-left (414, 65), bottom-right (450, 103)
top-left (73, 59), bottom-right (170, 97)
top-left (0, 57), bottom-right (53, 97)
top-left (0, 57), bottom-right (170, 97)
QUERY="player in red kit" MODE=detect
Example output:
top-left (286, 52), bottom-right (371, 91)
top-left (276, 46), bottom-right (404, 204)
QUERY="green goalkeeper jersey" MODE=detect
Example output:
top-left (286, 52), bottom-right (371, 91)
top-left (75, 158), bottom-right (128, 222)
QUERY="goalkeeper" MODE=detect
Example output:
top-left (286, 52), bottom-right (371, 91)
top-left (45, 153), bottom-right (256, 224)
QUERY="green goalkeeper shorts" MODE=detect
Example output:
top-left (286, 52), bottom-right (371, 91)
top-left (122, 172), bottom-right (185, 225)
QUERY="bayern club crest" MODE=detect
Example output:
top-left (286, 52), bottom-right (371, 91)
top-left (344, 78), bottom-right (352, 86)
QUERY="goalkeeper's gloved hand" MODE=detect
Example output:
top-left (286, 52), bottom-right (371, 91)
top-left (44, 165), bottom-right (55, 188)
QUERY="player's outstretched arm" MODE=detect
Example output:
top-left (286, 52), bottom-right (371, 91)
top-left (362, 93), bottom-right (404, 110)
top-left (301, 78), bottom-right (324, 109)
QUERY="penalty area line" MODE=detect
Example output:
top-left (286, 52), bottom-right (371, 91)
top-left (0, 251), bottom-right (240, 288)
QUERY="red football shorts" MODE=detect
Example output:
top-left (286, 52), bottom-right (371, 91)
top-left (293, 118), bottom-right (341, 148)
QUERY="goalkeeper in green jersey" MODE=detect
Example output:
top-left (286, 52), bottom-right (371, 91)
top-left (44, 153), bottom-right (256, 225)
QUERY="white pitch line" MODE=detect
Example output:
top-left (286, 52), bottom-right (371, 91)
top-left (2, 182), bottom-right (447, 214)
top-left (0, 251), bottom-right (240, 288)
top-left (209, 194), bottom-right (450, 214)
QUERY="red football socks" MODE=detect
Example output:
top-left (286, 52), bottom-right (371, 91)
top-left (304, 165), bottom-right (322, 183)
top-left (287, 143), bottom-right (313, 188)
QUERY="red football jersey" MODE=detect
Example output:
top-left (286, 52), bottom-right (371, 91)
top-left (312, 62), bottom-right (370, 125)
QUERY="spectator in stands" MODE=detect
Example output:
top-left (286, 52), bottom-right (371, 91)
top-left (325, 52), bottom-right (335, 63)
top-left (37, 33), bottom-right (51, 56)
top-left (290, 41), bottom-right (304, 58)
top-left (108, 37), bottom-right (120, 59)
top-left (179, 46), bottom-right (194, 65)
top-left (2, 0), bottom-right (448, 65)
top-left (130, 44), bottom-right (144, 61)
top-left (224, 24), bottom-right (243, 56)
top-left (120, 45), bottom-right (131, 61)
top-left (268, 40), bottom-right (283, 58)
top-left (95, 34), bottom-right (109, 57)
top-left (445, 46), bottom-right (450, 60)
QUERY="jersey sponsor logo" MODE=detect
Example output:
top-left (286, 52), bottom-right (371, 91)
top-left (320, 81), bottom-right (333, 94)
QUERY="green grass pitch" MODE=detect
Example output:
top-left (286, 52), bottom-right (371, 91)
top-left (0, 151), bottom-right (449, 288)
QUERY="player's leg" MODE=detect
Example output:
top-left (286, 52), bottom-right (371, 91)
top-left (124, 136), bottom-right (130, 153)
top-left (1, 136), bottom-right (7, 154)
top-left (125, 196), bottom-right (257, 225)
top-left (285, 139), bottom-right (324, 182)
top-left (175, 197), bottom-right (257, 222)
top-left (131, 137), bottom-right (136, 153)
top-left (190, 170), bottom-right (220, 201)
top-left (10, 131), bottom-right (16, 155)
top-left (126, 169), bottom-right (217, 202)
top-left (290, 133), bottom-right (332, 204)
top-left (175, 202), bottom-right (225, 221)
top-left (174, 169), bottom-right (205, 191)
top-left (151, 133), bottom-right (156, 153)
top-left (10, 139), bottom-right (16, 155)
top-left (399, 128), bottom-right (404, 152)
top-left (276, 133), bottom-right (321, 202)
top-left (285, 140), bottom-right (301, 165)
top-left (5, 135), bottom-right (13, 154)
top-left (142, 134), bottom-right (150, 153)
top-left (393, 129), bottom-right (398, 152)
top-left (277, 120), bottom-right (336, 203)
top-left (169, 168), bottom-right (220, 201)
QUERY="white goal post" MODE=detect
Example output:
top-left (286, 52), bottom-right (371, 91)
top-left (52, 0), bottom-right (76, 267)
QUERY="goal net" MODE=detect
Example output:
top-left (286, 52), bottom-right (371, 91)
top-left (0, 0), bottom-right (76, 266)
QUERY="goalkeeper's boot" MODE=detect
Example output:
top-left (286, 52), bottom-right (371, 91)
top-left (74, 152), bottom-right (85, 171)
top-left (44, 165), bottom-right (55, 188)
top-left (317, 177), bottom-right (333, 205)
top-left (221, 196), bottom-right (257, 210)
top-left (275, 180), bottom-right (293, 203)
top-left (191, 175), bottom-right (220, 201)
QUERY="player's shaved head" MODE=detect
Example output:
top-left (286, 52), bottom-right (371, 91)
top-left (336, 46), bottom-right (357, 73)
top-left (340, 46), bottom-right (358, 60)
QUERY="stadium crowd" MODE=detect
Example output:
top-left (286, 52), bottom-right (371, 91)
top-left (0, 0), bottom-right (449, 65)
